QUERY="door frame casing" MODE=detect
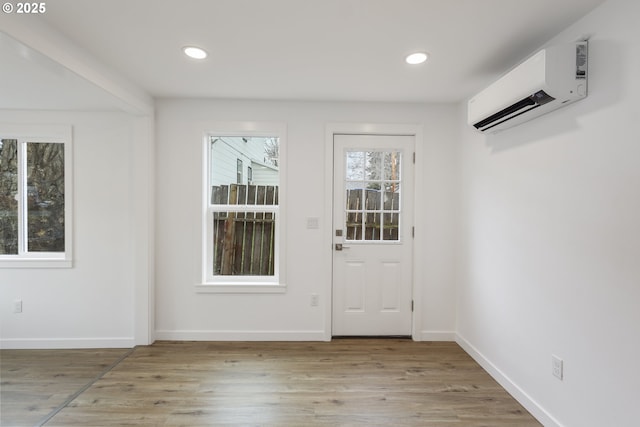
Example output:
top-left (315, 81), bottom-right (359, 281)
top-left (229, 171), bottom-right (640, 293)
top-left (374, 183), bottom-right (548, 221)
top-left (324, 123), bottom-right (424, 341)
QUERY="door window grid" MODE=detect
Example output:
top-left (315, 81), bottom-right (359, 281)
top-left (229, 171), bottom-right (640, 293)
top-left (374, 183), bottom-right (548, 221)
top-left (344, 150), bottom-right (401, 242)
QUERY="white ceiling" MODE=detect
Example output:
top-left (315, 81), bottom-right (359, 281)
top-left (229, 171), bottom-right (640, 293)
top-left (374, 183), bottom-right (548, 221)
top-left (3, 0), bottom-right (606, 109)
top-left (0, 32), bottom-right (129, 111)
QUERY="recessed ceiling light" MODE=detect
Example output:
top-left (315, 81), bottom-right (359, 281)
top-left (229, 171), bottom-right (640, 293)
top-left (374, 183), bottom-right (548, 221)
top-left (183, 46), bottom-right (208, 60)
top-left (405, 52), bottom-right (428, 65)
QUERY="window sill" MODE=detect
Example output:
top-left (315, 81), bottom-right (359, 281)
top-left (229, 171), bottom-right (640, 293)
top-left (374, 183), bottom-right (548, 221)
top-left (0, 258), bottom-right (72, 268)
top-left (196, 283), bottom-right (287, 294)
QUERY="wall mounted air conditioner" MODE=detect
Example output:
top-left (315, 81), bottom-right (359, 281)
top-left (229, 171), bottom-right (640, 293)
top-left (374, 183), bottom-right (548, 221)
top-left (468, 41), bottom-right (588, 133)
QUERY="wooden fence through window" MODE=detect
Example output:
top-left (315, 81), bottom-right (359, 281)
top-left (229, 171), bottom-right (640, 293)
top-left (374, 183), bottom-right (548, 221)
top-left (211, 184), bottom-right (278, 276)
top-left (345, 188), bottom-right (399, 241)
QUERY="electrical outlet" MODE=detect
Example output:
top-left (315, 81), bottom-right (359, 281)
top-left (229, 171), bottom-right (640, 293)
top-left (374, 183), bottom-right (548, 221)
top-left (310, 293), bottom-right (319, 307)
top-left (552, 355), bottom-right (563, 380)
top-left (13, 299), bottom-right (23, 314)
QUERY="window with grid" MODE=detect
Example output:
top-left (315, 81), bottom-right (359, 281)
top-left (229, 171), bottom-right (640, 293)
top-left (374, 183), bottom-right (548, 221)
top-left (344, 150), bottom-right (402, 242)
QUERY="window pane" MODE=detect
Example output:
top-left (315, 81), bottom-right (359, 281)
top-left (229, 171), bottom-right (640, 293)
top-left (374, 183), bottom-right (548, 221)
top-left (26, 142), bottom-right (65, 252)
top-left (365, 211), bottom-right (381, 241)
top-left (346, 211), bottom-right (362, 240)
top-left (212, 210), bottom-right (275, 276)
top-left (383, 151), bottom-right (401, 180)
top-left (346, 151), bottom-right (364, 180)
top-left (0, 139), bottom-right (18, 254)
top-left (383, 183), bottom-right (400, 210)
top-left (210, 137), bottom-right (279, 204)
top-left (365, 151), bottom-right (383, 181)
top-left (383, 212), bottom-right (400, 241)
top-left (345, 188), bottom-right (362, 210)
top-left (364, 187), bottom-right (381, 208)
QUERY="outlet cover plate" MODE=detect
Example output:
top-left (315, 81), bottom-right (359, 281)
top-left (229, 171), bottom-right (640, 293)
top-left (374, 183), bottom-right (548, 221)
top-left (552, 355), bottom-right (563, 380)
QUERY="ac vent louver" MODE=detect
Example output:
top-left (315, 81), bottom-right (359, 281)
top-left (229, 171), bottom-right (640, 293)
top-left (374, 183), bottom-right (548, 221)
top-left (473, 91), bottom-right (555, 132)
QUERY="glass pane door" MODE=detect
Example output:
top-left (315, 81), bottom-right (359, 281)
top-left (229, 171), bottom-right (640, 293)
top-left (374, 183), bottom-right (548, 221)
top-left (344, 150), bottom-right (401, 242)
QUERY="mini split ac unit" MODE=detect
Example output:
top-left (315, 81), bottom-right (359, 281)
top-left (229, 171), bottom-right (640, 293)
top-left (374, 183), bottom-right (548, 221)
top-left (468, 41), bottom-right (588, 133)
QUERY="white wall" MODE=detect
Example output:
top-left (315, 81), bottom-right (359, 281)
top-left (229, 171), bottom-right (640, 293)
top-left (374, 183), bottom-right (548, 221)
top-left (456, 0), bottom-right (640, 426)
top-left (0, 110), bottom-right (145, 348)
top-left (155, 99), bottom-right (458, 341)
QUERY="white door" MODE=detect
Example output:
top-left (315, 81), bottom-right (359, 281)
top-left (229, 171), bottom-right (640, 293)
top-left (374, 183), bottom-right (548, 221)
top-left (332, 134), bottom-right (414, 336)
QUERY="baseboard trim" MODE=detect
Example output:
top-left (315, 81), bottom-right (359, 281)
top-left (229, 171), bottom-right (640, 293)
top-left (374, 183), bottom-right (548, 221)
top-left (155, 330), bottom-right (458, 342)
top-left (455, 334), bottom-right (563, 427)
top-left (418, 331), bottom-right (457, 341)
top-left (0, 337), bottom-right (135, 349)
top-left (155, 330), bottom-right (328, 341)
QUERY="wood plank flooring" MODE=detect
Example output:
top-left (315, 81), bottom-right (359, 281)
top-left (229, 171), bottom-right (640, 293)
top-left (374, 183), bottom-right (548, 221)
top-left (1, 339), bottom-right (542, 426)
top-left (0, 348), bottom-right (130, 427)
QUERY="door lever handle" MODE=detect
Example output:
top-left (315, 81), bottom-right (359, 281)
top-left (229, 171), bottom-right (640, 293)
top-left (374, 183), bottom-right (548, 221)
top-left (335, 243), bottom-right (351, 251)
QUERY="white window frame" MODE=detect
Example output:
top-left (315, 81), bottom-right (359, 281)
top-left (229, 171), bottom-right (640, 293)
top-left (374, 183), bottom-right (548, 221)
top-left (0, 124), bottom-right (73, 268)
top-left (198, 122), bottom-right (286, 294)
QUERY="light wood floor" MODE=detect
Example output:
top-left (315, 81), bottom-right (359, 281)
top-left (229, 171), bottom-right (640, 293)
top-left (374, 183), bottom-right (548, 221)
top-left (0, 348), bottom-right (131, 426)
top-left (1, 339), bottom-right (541, 426)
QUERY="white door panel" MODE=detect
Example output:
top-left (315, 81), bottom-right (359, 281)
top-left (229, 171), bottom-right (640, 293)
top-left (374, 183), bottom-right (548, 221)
top-left (332, 134), bottom-right (414, 336)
